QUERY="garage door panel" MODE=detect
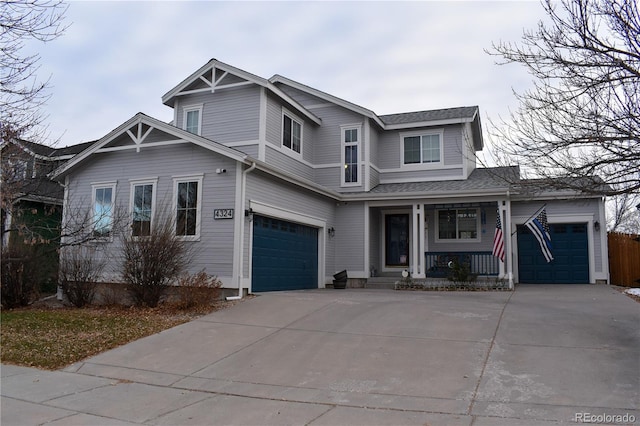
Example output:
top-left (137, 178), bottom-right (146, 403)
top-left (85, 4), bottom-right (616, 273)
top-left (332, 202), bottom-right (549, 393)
top-left (517, 223), bottom-right (589, 284)
top-left (252, 216), bottom-right (318, 292)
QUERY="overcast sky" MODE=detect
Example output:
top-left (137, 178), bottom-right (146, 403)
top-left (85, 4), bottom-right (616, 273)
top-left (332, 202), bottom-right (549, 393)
top-left (28, 0), bottom-right (547, 154)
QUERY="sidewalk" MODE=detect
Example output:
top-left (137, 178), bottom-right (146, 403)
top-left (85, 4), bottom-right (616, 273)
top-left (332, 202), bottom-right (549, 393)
top-left (2, 285), bottom-right (639, 425)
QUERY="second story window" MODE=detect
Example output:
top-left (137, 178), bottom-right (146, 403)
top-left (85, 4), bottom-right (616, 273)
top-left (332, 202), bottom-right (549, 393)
top-left (342, 125), bottom-right (361, 186)
top-left (282, 112), bottom-right (302, 154)
top-left (403, 132), bottom-right (442, 165)
top-left (183, 105), bottom-right (202, 135)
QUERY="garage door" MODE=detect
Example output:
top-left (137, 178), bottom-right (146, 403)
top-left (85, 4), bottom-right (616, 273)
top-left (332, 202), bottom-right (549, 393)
top-left (252, 215), bottom-right (318, 292)
top-left (517, 223), bottom-right (589, 284)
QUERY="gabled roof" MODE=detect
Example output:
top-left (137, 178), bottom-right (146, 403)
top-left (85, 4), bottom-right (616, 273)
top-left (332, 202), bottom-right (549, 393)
top-left (270, 76), bottom-right (483, 150)
top-left (51, 113), bottom-right (250, 180)
top-left (162, 59), bottom-right (321, 126)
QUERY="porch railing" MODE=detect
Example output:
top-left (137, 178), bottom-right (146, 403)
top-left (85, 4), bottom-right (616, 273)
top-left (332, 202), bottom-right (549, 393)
top-left (425, 251), bottom-right (499, 277)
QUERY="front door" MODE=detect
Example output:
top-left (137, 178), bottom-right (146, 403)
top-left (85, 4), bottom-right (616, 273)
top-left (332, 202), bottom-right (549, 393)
top-left (385, 214), bottom-right (409, 268)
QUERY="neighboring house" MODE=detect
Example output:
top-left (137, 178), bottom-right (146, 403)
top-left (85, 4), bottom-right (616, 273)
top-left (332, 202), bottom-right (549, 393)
top-left (51, 59), bottom-right (609, 294)
top-left (1, 139), bottom-right (94, 290)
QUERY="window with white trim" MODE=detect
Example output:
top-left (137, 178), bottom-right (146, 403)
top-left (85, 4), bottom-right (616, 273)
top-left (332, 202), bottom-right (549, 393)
top-left (174, 176), bottom-right (203, 239)
top-left (183, 105), bottom-right (202, 135)
top-left (437, 208), bottom-right (479, 241)
top-left (402, 132), bottom-right (442, 165)
top-left (282, 112), bottom-right (302, 154)
top-left (92, 183), bottom-right (116, 238)
top-left (130, 180), bottom-right (156, 237)
top-left (341, 126), bottom-right (360, 185)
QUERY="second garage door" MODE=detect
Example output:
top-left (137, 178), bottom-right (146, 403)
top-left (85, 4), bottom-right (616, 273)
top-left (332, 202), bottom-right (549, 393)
top-left (517, 223), bottom-right (589, 284)
top-left (252, 215), bottom-right (318, 292)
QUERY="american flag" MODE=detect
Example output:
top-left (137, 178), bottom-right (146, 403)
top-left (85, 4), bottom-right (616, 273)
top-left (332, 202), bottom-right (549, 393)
top-left (525, 206), bottom-right (554, 263)
top-left (492, 209), bottom-right (505, 262)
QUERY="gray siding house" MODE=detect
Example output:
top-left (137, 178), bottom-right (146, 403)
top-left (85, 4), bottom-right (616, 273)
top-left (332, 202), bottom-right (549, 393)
top-left (53, 59), bottom-right (609, 295)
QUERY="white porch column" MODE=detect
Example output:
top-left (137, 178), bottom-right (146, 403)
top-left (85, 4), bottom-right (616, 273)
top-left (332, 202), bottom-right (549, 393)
top-left (412, 203), bottom-right (426, 278)
top-left (502, 197), bottom-right (514, 289)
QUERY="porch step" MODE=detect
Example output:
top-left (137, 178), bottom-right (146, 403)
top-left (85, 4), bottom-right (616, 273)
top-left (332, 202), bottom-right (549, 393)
top-left (365, 276), bottom-right (398, 289)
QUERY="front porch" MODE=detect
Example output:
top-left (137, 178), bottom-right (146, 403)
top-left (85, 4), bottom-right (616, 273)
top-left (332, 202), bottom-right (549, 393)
top-left (366, 200), bottom-right (512, 287)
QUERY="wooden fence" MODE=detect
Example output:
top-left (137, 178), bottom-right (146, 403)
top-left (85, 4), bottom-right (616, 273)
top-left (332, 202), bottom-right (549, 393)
top-left (608, 232), bottom-right (640, 287)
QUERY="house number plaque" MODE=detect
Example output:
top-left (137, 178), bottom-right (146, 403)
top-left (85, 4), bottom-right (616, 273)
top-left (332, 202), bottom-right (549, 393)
top-left (214, 209), bottom-right (234, 219)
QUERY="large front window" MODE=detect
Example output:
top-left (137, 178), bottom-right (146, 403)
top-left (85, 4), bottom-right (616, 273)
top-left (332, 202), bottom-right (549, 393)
top-left (93, 184), bottom-right (115, 237)
top-left (403, 133), bottom-right (441, 164)
top-left (132, 183), bottom-right (154, 237)
top-left (176, 181), bottom-right (198, 236)
top-left (283, 113), bottom-right (302, 153)
top-left (437, 209), bottom-right (478, 241)
top-left (174, 175), bottom-right (203, 239)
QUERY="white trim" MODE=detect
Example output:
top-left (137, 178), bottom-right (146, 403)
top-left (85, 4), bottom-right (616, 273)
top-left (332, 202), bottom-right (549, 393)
top-left (385, 115), bottom-right (477, 130)
top-left (364, 201), bottom-right (370, 278)
top-left (232, 165), bottom-right (244, 294)
top-left (597, 198), bottom-right (610, 283)
top-left (364, 119), bottom-right (371, 192)
top-left (400, 129), bottom-right (444, 168)
top-left (340, 124), bottom-right (362, 187)
top-left (97, 140), bottom-right (190, 153)
top-left (259, 87), bottom-right (267, 162)
top-left (172, 175), bottom-right (204, 241)
top-left (183, 104), bottom-right (203, 135)
top-left (128, 178), bottom-right (158, 237)
top-left (434, 207), bottom-right (481, 243)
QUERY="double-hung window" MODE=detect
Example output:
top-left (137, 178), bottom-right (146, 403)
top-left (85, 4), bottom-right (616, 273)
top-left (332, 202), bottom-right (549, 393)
top-left (183, 105), bottom-right (203, 135)
top-left (282, 111), bottom-right (302, 154)
top-left (341, 125), bottom-right (361, 186)
top-left (174, 175), bottom-right (203, 240)
top-left (402, 132), bottom-right (442, 165)
top-left (130, 180), bottom-right (156, 237)
top-left (92, 182), bottom-right (116, 238)
top-left (437, 209), bottom-right (479, 241)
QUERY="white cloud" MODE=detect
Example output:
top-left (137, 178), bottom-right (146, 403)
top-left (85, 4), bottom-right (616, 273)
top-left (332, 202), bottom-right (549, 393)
top-left (29, 1), bottom-right (547, 148)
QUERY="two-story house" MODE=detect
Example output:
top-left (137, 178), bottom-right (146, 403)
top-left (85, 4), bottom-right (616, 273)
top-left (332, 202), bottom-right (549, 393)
top-left (52, 59), bottom-right (609, 295)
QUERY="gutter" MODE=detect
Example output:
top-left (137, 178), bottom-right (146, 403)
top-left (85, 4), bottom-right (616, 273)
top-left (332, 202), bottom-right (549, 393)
top-left (227, 161), bottom-right (257, 301)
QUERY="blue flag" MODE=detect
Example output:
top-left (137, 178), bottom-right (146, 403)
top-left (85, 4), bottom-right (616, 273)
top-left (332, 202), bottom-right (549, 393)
top-left (525, 207), bottom-right (553, 262)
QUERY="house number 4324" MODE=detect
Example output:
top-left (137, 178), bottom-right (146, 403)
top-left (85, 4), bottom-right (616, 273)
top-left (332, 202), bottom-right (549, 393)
top-left (214, 209), bottom-right (234, 219)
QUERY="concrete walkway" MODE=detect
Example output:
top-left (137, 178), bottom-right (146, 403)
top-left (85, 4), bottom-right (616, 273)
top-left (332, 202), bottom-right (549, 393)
top-left (2, 285), bottom-right (639, 425)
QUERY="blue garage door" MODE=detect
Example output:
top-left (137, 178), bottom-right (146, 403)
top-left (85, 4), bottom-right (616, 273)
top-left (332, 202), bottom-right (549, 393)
top-left (517, 223), bottom-right (589, 284)
top-left (252, 216), bottom-right (318, 292)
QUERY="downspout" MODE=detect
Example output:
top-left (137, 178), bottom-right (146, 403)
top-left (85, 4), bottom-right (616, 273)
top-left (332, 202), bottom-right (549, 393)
top-left (226, 161), bottom-right (256, 301)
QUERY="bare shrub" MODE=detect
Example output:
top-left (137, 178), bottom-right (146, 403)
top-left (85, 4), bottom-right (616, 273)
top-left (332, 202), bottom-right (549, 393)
top-left (59, 246), bottom-right (105, 307)
top-left (121, 214), bottom-right (190, 308)
top-left (1, 244), bottom-right (53, 308)
top-left (174, 271), bottom-right (222, 310)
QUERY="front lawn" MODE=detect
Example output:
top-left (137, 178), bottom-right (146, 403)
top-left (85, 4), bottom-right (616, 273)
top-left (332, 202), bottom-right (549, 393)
top-left (1, 304), bottom-right (226, 370)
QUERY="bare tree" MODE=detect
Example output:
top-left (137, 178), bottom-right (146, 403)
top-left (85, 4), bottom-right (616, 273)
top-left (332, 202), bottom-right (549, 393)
top-left (1, 0), bottom-right (68, 141)
top-left (487, 0), bottom-right (639, 197)
top-left (607, 193), bottom-right (640, 232)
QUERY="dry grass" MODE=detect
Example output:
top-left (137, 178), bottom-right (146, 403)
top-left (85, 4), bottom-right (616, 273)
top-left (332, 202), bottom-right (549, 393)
top-left (0, 301), bottom-right (235, 370)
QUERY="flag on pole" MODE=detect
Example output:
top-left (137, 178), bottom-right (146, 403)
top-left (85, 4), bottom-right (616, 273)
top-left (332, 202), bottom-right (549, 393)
top-left (525, 206), bottom-right (554, 262)
top-left (492, 209), bottom-right (505, 262)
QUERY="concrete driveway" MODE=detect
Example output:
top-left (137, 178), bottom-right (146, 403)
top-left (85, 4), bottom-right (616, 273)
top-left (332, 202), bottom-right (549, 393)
top-left (2, 285), bottom-right (639, 425)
